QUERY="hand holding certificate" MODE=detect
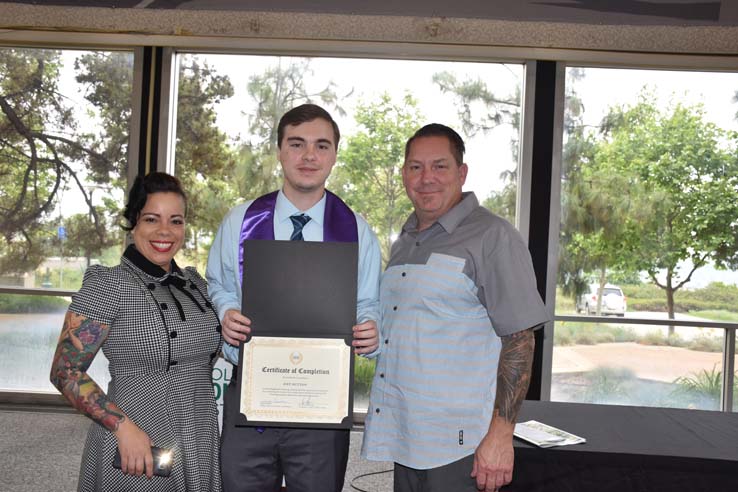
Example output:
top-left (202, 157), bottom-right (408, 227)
top-left (237, 239), bottom-right (358, 429)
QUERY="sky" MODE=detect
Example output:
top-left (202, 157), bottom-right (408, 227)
top-left (571, 66), bottom-right (738, 132)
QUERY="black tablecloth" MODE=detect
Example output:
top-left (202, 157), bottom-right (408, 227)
top-left (504, 401), bottom-right (738, 492)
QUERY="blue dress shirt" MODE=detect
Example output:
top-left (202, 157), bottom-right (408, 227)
top-left (206, 190), bottom-right (382, 364)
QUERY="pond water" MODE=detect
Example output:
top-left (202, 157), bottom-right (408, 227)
top-left (0, 313), bottom-right (110, 392)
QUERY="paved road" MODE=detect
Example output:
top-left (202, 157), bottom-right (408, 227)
top-left (554, 310), bottom-right (727, 382)
top-left (553, 342), bottom-right (723, 382)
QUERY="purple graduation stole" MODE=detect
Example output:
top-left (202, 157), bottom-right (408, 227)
top-left (238, 190), bottom-right (358, 281)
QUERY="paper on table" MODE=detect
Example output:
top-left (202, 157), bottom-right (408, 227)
top-left (514, 420), bottom-right (586, 448)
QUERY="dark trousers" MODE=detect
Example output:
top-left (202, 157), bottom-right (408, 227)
top-left (221, 377), bottom-right (350, 492)
top-left (394, 454), bottom-right (478, 492)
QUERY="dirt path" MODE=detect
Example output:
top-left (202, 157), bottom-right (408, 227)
top-left (553, 342), bottom-right (724, 382)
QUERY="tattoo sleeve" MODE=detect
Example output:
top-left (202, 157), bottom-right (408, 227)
top-left (494, 328), bottom-right (535, 424)
top-left (50, 310), bottom-right (125, 432)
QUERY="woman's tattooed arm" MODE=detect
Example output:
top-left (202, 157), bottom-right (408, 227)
top-left (50, 311), bottom-right (125, 431)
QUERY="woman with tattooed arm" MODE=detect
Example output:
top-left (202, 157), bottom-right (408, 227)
top-left (50, 172), bottom-right (223, 492)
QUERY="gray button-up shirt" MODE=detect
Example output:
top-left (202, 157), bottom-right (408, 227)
top-left (362, 192), bottom-right (550, 469)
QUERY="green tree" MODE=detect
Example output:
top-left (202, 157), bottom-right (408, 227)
top-left (234, 58), bottom-right (345, 200)
top-left (73, 52), bottom-right (134, 266)
top-left (432, 69), bottom-right (521, 222)
top-left (481, 186), bottom-right (516, 224)
top-left (332, 93), bottom-right (420, 263)
top-left (74, 52), bottom-right (133, 189)
top-left (173, 57), bottom-right (238, 268)
top-left (590, 95), bottom-right (738, 327)
top-left (76, 53), bottom-right (242, 270)
top-left (564, 143), bottom-right (632, 315)
top-left (60, 207), bottom-right (121, 267)
top-left (0, 49), bottom-right (126, 275)
top-left (0, 48), bottom-right (241, 278)
top-left (432, 70), bottom-right (519, 138)
top-left (558, 68), bottom-right (616, 308)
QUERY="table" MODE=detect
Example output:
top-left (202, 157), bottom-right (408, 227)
top-left (505, 400), bottom-right (738, 492)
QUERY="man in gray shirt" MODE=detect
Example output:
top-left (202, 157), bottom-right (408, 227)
top-left (362, 123), bottom-right (550, 492)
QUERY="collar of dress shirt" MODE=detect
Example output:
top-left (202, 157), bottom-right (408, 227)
top-left (274, 188), bottom-right (326, 228)
top-left (402, 191), bottom-right (479, 235)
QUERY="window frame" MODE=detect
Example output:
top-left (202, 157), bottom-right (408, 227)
top-left (1, 32), bottom-right (737, 412)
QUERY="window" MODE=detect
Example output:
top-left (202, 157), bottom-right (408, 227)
top-left (0, 47), bottom-right (134, 392)
top-left (554, 66), bottom-right (738, 410)
top-left (733, 337), bottom-right (737, 412)
top-left (171, 53), bottom-right (524, 410)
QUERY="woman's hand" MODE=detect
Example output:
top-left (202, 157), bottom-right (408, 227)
top-left (114, 419), bottom-right (154, 479)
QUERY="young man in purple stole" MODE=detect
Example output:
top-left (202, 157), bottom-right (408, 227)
top-left (206, 104), bottom-right (381, 492)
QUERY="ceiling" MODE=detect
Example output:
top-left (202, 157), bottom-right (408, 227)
top-left (2, 0), bottom-right (738, 58)
top-left (1, 0), bottom-right (735, 26)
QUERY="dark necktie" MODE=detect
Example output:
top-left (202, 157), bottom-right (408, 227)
top-left (290, 214), bottom-right (311, 241)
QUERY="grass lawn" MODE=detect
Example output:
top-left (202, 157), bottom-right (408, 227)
top-left (689, 310), bottom-right (738, 323)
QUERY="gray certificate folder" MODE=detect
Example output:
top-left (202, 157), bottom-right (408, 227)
top-left (236, 239), bottom-right (358, 429)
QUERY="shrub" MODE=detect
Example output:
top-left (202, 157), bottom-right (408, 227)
top-left (581, 366), bottom-right (635, 402)
top-left (354, 355), bottom-right (376, 397)
top-left (689, 310), bottom-right (738, 323)
top-left (621, 283), bottom-right (662, 300)
top-left (627, 299), bottom-right (668, 312)
top-left (638, 332), bottom-right (686, 347)
top-left (672, 365), bottom-right (737, 400)
top-left (689, 282), bottom-right (738, 306)
top-left (674, 300), bottom-right (730, 312)
top-left (623, 281), bottom-right (738, 314)
top-left (555, 331), bottom-right (574, 346)
top-left (609, 326), bottom-right (639, 342)
top-left (686, 335), bottom-right (723, 353)
top-left (572, 330), bottom-right (599, 345)
top-left (0, 294), bottom-right (70, 314)
top-left (554, 322), bottom-right (637, 346)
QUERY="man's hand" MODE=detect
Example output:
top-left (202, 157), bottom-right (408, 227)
top-left (352, 320), bottom-right (379, 355)
top-left (471, 424), bottom-right (514, 491)
top-left (471, 327), bottom-right (534, 490)
top-left (221, 309), bottom-right (251, 346)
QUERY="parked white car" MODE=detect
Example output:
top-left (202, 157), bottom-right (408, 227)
top-left (576, 283), bottom-right (627, 316)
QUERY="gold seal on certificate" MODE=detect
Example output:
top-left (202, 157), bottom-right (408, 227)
top-left (240, 336), bottom-right (351, 424)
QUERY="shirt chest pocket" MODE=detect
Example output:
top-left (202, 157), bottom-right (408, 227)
top-left (426, 252), bottom-right (466, 272)
top-left (418, 253), bottom-right (486, 319)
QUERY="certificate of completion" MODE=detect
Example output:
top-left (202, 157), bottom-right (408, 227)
top-left (240, 336), bottom-right (351, 424)
top-left (237, 239), bottom-right (358, 429)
